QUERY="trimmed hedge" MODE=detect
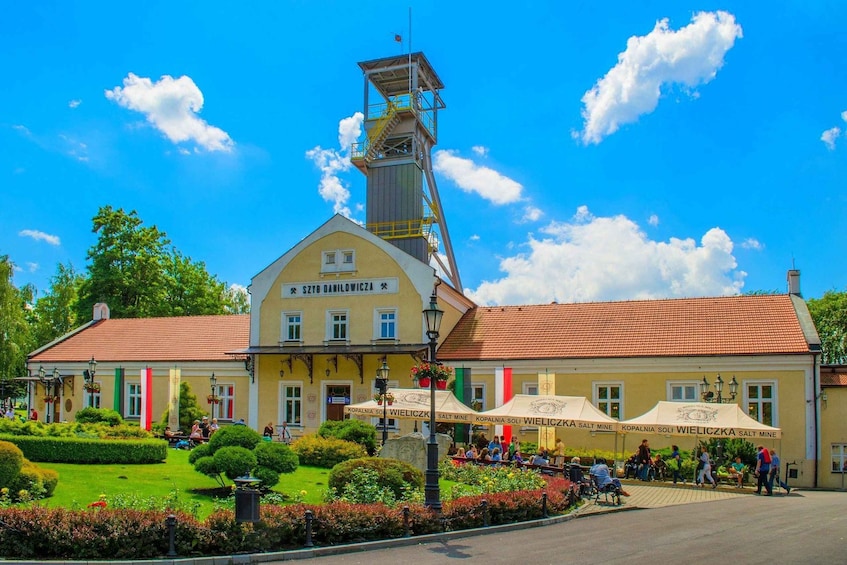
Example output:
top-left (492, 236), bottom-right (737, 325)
top-left (329, 457), bottom-right (423, 499)
top-left (0, 478), bottom-right (573, 559)
top-left (0, 435), bottom-right (168, 464)
top-left (0, 441), bottom-right (24, 488)
top-left (291, 435), bottom-right (367, 468)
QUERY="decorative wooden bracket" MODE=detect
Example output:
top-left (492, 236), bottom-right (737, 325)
top-left (343, 353), bottom-right (364, 384)
top-left (291, 353), bottom-right (314, 384)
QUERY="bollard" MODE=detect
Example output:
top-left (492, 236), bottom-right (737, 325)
top-left (165, 514), bottom-right (177, 558)
top-left (304, 509), bottom-right (314, 548)
top-left (541, 492), bottom-right (548, 518)
top-left (481, 499), bottom-right (489, 527)
top-left (403, 505), bottom-right (411, 538)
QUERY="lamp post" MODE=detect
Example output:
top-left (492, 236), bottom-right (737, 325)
top-left (209, 373), bottom-right (218, 416)
top-left (422, 290), bottom-right (444, 513)
top-left (700, 374), bottom-right (739, 403)
top-left (84, 356), bottom-right (97, 407)
top-left (375, 360), bottom-right (390, 446)
top-left (38, 366), bottom-right (58, 423)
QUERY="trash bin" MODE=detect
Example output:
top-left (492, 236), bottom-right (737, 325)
top-left (233, 476), bottom-right (262, 523)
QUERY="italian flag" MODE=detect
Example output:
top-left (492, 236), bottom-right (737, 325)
top-left (494, 367), bottom-right (513, 442)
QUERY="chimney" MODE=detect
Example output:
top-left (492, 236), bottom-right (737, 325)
top-left (787, 270), bottom-right (801, 296)
top-left (93, 303), bottom-right (110, 321)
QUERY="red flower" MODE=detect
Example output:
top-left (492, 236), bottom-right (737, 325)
top-left (87, 500), bottom-right (107, 508)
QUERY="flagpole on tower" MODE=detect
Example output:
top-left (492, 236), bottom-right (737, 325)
top-left (408, 7), bottom-right (412, 95)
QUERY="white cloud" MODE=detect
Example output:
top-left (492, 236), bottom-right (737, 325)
top-left (521, 206), bottom-right (543, 223)
top-left (26, 262), bottom-right (38, 273)
top-left (68, 99), bottom-right (82, 108)
top-left (105, 73), bottom-right (234, 152)
top-left (12, 124), bottom-right (31, 136)
top-left (466, 206), bottom-right (745, 305)
top-left (821, 127), bottom-right (841, 150)
top-left (578, 11), bottom-right (743, 144)
top-left (59, 134), bottom-right (89, 162)
top-left (305, 112), bottom-right (364, 218)
top-left (433, 149), bottom-right (523, 205)
top-left (19, 229), bottom-right (60, 246)
top-left (471, 145), bottom-right (489, 157)
top-left (648, 214), bottom-right (659, 226)
top-left (740, 238), bottom-right (763, 251)
top-left (469, 234), bottom-right (480, 241)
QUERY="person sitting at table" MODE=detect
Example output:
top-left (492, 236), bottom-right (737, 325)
top-left (531, 451), bottom-right (549, 466)
top-left (491, 447), bottom-right (502, 462)
top-left (465, 445), bottom-right (478, 459)
top-left (208, 418), bottom-right (219, 436)
top-left (263, 422), bottom-right (274, 438)
top-left (478, 447), bottom-right (491, 462)
top-left (512, 451), bottom-right (525, 464)
top-left (651, 454), bottom-right (668, 481)
top-left (188, 420), bottom-right (203, 446)
top-left (728, 456), bottom-right (746, 488)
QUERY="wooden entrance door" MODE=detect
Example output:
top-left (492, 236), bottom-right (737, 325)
top-left (326, 384), bottom-right (351, 421)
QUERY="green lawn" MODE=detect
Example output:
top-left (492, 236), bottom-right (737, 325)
top-left (38, 448), bottom-right (332, 518)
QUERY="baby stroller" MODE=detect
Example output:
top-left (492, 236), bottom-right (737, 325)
top-left (568, 463), bottom-right (593, 498)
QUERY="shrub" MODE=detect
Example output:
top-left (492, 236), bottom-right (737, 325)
top-left (208, 425), bottom-right (261, 453)
top-left (254, 442), bottom-right (299, 474)
top-left (329, 457), bottom-right (423, 500)
top-left (0, 435), bottom-right (167, 464)
top-left (318, 420), bottom-right (378, 455)
top-left (253, 465), bottom-right (280, 489)
top-left (213, 446), bottom-right (257, 481)
top-left (0, 441), bottom-right (24, 489)
top-left (194, 456), bottom-right (219, 477)
top-left (188, 443), bottom-right (212, 464)
top-left (291, 435), bottom-right (367, 468)
top-left (74, 407), bottom-right (123, 426)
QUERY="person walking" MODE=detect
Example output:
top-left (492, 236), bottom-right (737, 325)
top-left (769, 449), bottom-right (790, 494)
top-left (755, 445), bottom-right (773, 495)
top-left (698, 446), bottom-right (717, 488)
top-left (669, 444), bottom-right (685, 484)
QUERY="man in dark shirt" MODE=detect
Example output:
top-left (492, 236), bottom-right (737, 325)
top-left (637, 439), bottom-right (651, 480)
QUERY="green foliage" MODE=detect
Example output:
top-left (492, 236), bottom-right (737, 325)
top-left (0, 441), bottom-right (24, 488)
top-left (0, 256), bottom-right (36, 390)
top-left (328, 457), bottom-right (422, 502)
top-left (808, 290), bottom-right (847, 364)
top-left (75, 206), bottom-right (249, 320)
top-left (74, 407), bottom-right (123, 426)
top-left (8, 461), bottom-right (58, 499)
top-left (438, 459), bottom-right (547, 499)
top-left (31, 262), bottom-right (83, 347)
top-left (208, 424), bottom-right (261, 452)
top-left (326, 467), bottom-right (400, 504)
top-left (252, 465), bottom-right (280, 489)
top-left (317, 419), bottom-right (377, 455)
top-left (254, 442), bottom-right (299, 474)
top-left (696, 438), bottom-right (757, 467)
top-left (188, 443), bottom-right (212, 464)
top-left (194, 456), bottom-right (219, 478)
top-left (0, 418), bottom-right (152, 440)
top-left (291, 435), bottom-right (368, 468)
top-left (0, 435), bottom-right (167, 464)
top-left (212, 446), bottom-right (257, 480)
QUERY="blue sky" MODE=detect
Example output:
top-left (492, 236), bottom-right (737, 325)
top-left (3, 1), bottom-right (846, 306)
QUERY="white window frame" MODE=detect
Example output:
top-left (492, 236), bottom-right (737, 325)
top-left (85, 381), bottom-right (102, 409)
top-left (321, 249), bottom-right (356, 273)
top-left (282, 311), bottom-right (303, 343)
top-left (374, 308), bottom-right (398, 341)
top-left (326, 310), bottom-right (349, 342)
top-left (280, 382), bottom-right (303, 428)
top-left (127, 382), bottom-right (142, 418)
top-left (667, 380), bottom-right (699, 402)
top-left (471, 383), bottom-right (487, 411)
top-left (744, 380), bottom-right (778, 427)
top-left (831, 444), bottom-right (847, 474)
top-left (212, 383), bottom-right (235, 421)
top-left (593, 382), bottom-right (624, 420)
top-left (372, 379), bottom-right (400, 431)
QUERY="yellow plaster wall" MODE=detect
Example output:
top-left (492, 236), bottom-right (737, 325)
top-left (819, 386), bottom-right (847, 489)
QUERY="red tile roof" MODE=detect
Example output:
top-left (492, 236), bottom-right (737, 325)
top-left (821, 368), bottom-right (847, 387)
top-left (438, 295), bottom-right (812, 361)
top-left (29, 315), bottom-right (250, 363)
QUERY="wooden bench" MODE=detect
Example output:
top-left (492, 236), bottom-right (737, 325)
top-left (451, 456), bottom-right (567, 477)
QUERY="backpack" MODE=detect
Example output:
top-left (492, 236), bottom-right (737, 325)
top-left (761, 449), bottom-right (771, 464)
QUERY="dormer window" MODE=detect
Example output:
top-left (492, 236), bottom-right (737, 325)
top-left (322, 249), bottom-right (356, 273)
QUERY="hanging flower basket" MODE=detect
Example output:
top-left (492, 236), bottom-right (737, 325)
top-left (43, 397), bottom-right (53, 404)
top-left (207, 395), bottom-right (221, 404)
top-left (373, 392), bottom-right (395, 405)
top-left (83, 383), bottom-right (101, 393)
top-left (410, 362), bottom-right (453, 389)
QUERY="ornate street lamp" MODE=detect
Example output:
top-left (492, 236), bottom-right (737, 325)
top-left (84, 356), bottom-right (97, 407)
top-left (208, 373), bottom-right (219, 410)
top-left (375, 360), bottom-right (390, 446)
top-left (700, 374), bottom-right (739, 403)
top-left (422, 290), bottom-right (444, 513)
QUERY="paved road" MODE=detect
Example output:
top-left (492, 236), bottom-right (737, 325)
top-left (293, 488), bottom-right (846, 565)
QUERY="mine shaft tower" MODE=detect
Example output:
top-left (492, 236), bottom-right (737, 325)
top-left (351, 52), bottom-right (461, 290)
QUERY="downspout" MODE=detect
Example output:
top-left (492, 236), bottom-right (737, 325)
top-left (813, 351), bottom-right (819, 488)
